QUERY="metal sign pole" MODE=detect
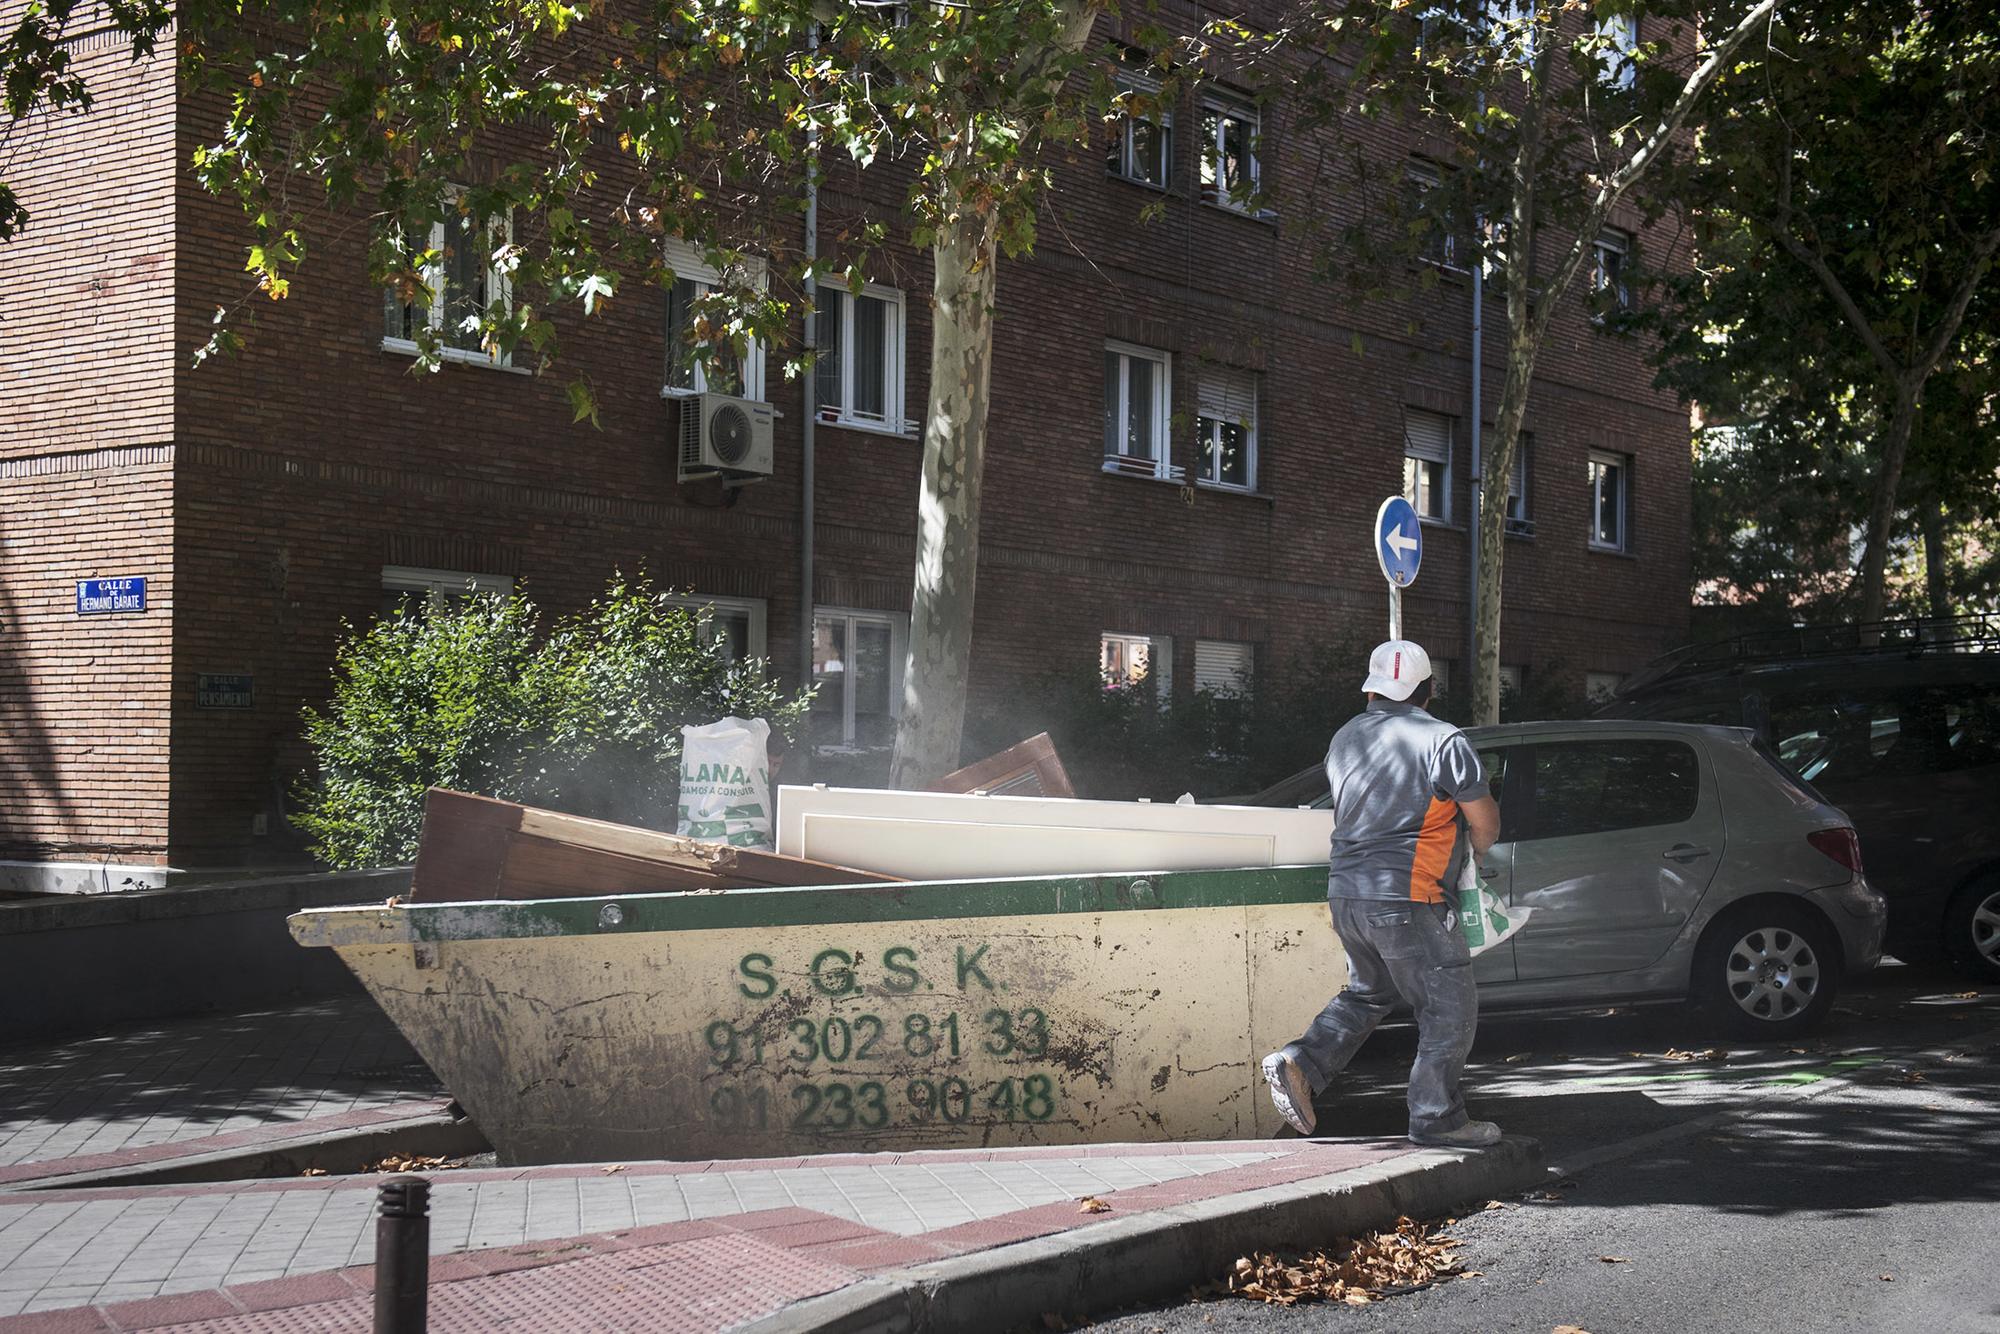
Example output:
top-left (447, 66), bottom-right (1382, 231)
top-left (1389, 584), bottom-right (1403, 642)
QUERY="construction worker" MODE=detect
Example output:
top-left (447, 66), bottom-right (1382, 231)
top-left (1262, 639), bottom-right (1503, 1147)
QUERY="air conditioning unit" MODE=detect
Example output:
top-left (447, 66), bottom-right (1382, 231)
top-left (678, 392), bottom-right (775, 483)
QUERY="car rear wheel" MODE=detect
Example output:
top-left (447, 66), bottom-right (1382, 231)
top-left (1944, 876), bottom-right (2000, 984)
top-left (1694, 903), bottom-right (1838, 1039)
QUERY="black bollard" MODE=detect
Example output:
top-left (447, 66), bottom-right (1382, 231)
top-left (374, 1174), bottom-right (431, 1334)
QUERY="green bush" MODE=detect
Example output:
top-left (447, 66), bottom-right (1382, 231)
top-left (294, 575), bottom-right (810, 868)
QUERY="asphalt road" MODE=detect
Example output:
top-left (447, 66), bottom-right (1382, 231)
top-left (1092, 960), bottom-right (2000, 1334)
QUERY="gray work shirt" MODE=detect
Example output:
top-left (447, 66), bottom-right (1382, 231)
top-left (1324, 699), bottom-right (1490, 904)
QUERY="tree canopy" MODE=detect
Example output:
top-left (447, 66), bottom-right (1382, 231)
top-left (1650, 0), bottom-right (2000, 627)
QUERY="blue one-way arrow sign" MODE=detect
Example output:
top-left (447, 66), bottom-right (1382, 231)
top-left (1374, 496), bottom-right (1423, 588)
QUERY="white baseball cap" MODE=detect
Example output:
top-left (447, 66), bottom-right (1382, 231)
top-left (1362, 639), bottom-right (1432, 701)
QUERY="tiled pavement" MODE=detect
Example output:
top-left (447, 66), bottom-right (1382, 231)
top-left (0, 1139), bottom-right (1421, 1330)
top-left (0, 999), bottom-right (441, 1172)
top-left (0, 1001), bottom-right (1443, 1331)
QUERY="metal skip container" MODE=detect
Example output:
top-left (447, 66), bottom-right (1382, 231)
top-left (288, 865), bottom-right (1346, 1164)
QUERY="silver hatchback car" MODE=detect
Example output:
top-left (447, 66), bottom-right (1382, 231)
top-left (1254, 720), bottom-right (1887, 1037)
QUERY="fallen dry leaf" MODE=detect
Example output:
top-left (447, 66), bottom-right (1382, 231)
top-left (1951, 991), bottom-right (1979, 1000)
top-left (1077, 1196), bottom-right (1112, 1214)
top-left (363, 1153), bottom-right (458, 1174)
top-left (1553, 1326), bottom-right (1593, 1334)
top-left (299, 1167), bottom-right (329, 1177)
top-left (1503, 1053), bottom-right (1533, 1063)
top-left (1660, 1047), bottom-right (1727, 1063)
top-left (385, 894), bottom-right (407, 907)
top-left (1483, 1200), bottom-right (1512, 1211)
top-left (601, 1164), bottom-right (627, 1175)
top-left (1880, 1274), bottom-right (1895, 1282)
top-left (1212, 1216), bottom-right (1464, 1306)
top-left (1892, 1070), bottom-right (1927, 1085)
top-left (1598, 1255), bottom-right (1630, 1264)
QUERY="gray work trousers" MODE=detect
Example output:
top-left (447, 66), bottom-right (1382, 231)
top-left (1283, 897), bottom-right (1478, 1139)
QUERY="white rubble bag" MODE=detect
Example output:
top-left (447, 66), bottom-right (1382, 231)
top-left (676, 716), bottom-right (773, 849)
top-left (1457, 855), bottom-right (1533, 955)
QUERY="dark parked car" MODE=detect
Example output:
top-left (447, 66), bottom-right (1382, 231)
top-left (1599, 617), bottom-right (2000, 982)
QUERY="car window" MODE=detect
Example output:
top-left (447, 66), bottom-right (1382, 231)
top-left (1767, 685), bottom-right (1991, 784)
top-left (1477, 746), bottom-right (1520, 842)
top-left (1525, 739), bottom-right (1699, 841)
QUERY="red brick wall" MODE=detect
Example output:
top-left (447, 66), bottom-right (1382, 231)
top-left (0, 36), bottom-right (177, 862)
top-left (1, 13), bottom-right (1695, 865)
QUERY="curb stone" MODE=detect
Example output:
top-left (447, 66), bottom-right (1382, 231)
top-left (3, 1110), bottom-right (487, 1192)
top-left (739, 1136), bottom-right (1545, 1334)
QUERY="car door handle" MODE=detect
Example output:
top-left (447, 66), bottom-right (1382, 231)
top-left (1477, 865), bottom-right (1499, 880)
top-left (1663, 844), bottom-right (1712, 863)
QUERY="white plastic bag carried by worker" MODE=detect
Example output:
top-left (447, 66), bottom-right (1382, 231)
top-left (1457, 856), bottom-right (1533, 954)
top-left (677, 716), bottom-right (774, 849)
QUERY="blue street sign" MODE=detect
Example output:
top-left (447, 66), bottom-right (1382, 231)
top-left (75, 577), bottom-right (147, 615)
top-left (1374, 497), bottom-right (1423, 588)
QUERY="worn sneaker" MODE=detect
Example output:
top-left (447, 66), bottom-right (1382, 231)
top-left (1411, 1120), bottom-right (1502, 1149)
top-left (1261, 1051), bottom-right (1316, 1136)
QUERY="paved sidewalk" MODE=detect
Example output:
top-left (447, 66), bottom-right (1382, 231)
top-left (0, 1001), bottom-right (1543, 1331)
top-left (0, 1136), bottom-right (1538, 1331)
top-left (0, 999), bottom-right (442, 1175)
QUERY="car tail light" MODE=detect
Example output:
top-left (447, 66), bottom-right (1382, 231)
top-left (1808, 826), bottom-right (1863, 878)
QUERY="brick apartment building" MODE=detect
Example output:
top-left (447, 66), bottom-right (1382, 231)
top-left (0, 12), bottom-right (1692, 885)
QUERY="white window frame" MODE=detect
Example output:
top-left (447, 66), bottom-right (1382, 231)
top-left (1103, 340), bottom-right (1177, 480)
top-left (1194, 639), bottom-right (1253, 695)
top-left (380, 565), bottom-right (513, 615)
top-left (660, 240), bottom-right (768, 402)
top-left (1198, 90), bottom-right (1260, 212)
top-left (661, 592), bottom-right (769, 661)
top-left (1595, 11), bottom-right (1639, 88)
top-left (1195, 366), bottom-right (1258, 492)
top-left (1475, 429), bottom-right (1533, 534)
top-left (1109, 74), bottom-right (1174, 188)
top-left (1589, 449), bottom-right (1629, 552)
top-left (811, 605), bottom-right (908, 751)
top-left (1407, 161), bottom-right (1463, 272)
top-left (1499, 662), bottom-right (1525, 698)
top-left (381, 188), bottom-right (517, 370)
top-left (1404, 410), bottom-right (1454, 524)
top-left (1101, 631), bottom-right (1173, 697)
top-left (1591, 228), bottom-right (1631, 318)
top-left (814, 281), bottom-right (909, 435)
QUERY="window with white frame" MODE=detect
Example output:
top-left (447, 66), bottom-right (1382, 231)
top-left (1591, 229), bottom-right (1631, 318)
top-left (1586, 671), bottom-right (1626, 703)
top-left (1101, 632), bottom-right (1173, 696)
top-left (1595, 11), bottom-right (1639, 88)
top-left (1194, 639), bottom-right (1253, 695)
top-left (1195, 367), bottom-right (1258, 490)
top-left (1431, 657), bottom-right (1453, 702)
top-left (1473, 428), bottom-right (1533, 533)
top-left (1406, 162), bottom-right (1461, 270)
top-left (382, 190), bottom-right (514, 365)
top-left (661, 593), bottom-right (768, 661)
top-left (814, 282), bottom-right (907, 430)
top-left (1404, 410), bottom-right (1453, 523)
top-left (378, 565), bottom-right (513, 619)
top-left (1499, 662), bottom-right (1525, 699)
top-left (1199, 91), bottom-right (1259, 210)
top-left (1108, 72), bottom-right (1173, 188)
top-left (662, 241), bottom-right (767, 400)
top-left (1103, 341), bottom-right (1176, 479)
top-left (811, 607), bottom-right (906, 749)
top-left (1589, 450), bottom-right (1629, 551)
